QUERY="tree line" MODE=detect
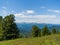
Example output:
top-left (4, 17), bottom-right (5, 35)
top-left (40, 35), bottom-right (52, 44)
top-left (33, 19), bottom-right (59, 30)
top-left (0, 14), bottom-right (59, 41)
top-left (31, 25), bottom-right (58, 37)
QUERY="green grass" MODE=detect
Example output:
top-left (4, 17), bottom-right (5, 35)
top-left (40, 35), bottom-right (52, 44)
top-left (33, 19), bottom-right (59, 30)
top-left (0, 34), bottom-right (60, 45)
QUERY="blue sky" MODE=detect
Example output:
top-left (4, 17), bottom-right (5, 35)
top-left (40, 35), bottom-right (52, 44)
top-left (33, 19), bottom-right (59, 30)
top-left (0, 0), bottom-right (60, 24)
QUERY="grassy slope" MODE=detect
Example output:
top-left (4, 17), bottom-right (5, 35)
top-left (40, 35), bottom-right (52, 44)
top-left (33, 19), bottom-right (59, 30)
top-left (0, 34), bottom-right (60, 45)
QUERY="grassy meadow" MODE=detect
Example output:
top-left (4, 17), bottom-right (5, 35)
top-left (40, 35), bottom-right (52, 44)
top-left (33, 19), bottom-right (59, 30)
top-left (0, 34), bottom-right (60, 45)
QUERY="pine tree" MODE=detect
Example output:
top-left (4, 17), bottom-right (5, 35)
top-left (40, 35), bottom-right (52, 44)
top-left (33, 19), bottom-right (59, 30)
top-left (41, 25), bottom-right (51, 36)
top-left (3, 14), bottom-right (20, 40)
top-left (0, 16), bottom-right (3, 40)
top-left (31, 25), bottom-right (41, 37)
top-left (51, 28), bottom-right (56, 34)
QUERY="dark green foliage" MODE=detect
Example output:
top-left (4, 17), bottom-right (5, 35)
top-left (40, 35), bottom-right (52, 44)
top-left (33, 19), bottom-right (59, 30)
top-left (3, 14), bottom-right (20, 40)
top-left (0, 16), bottom-right (3, 40)
top-left (32, 25), bottom-right (41, 37)
top-left (41, 25), bottom-right (51, 36)
top-left (0, 14), bottom-right (20, 40)
top-left (51, 28), bottom-right (57, 34)
top-left (31, 25), bottom-right (58, 37)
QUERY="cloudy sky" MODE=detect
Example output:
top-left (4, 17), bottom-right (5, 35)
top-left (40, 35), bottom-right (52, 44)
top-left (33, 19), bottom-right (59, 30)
top-left (0, 0), bottom-right (60, 24)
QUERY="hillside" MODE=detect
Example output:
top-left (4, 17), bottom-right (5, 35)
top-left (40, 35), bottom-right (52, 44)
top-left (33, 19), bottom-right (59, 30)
top-left (0, 34), bottom-right (60, 45)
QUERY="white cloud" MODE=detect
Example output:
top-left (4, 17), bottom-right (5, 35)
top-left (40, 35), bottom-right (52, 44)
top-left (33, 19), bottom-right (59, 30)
top-left (15, 13), bottom-right (24, 17)
top-left (15, 12), bottom-right (57, 24)
top-left (15, 10), bottom-right (35, 15)
top-left (15, 13), bottom-right (56, 19)
top-left (48, 9), bottom-right (60, 13)
top-left (26, 10), bottom-right (35, 14)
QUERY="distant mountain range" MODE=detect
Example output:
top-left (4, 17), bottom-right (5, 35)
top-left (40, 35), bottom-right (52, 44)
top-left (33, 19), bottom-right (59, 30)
top-left (17, 23), bottom-right (60, 31)
top-left (16, 23), bottom-right (60, 37)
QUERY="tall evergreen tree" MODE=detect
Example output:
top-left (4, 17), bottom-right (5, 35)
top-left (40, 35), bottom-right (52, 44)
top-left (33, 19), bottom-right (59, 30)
top-left (51, 28), bottom-right (56, 34)
top-left (0, 16), bottom-right (3, 40)
top-left (31, 25), bottom-right (41, 37)
top-left (41, 25), bottom-right (51, 36)
top-left (3, 14), bottom-right (20, 40)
